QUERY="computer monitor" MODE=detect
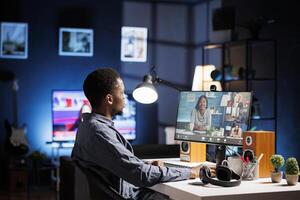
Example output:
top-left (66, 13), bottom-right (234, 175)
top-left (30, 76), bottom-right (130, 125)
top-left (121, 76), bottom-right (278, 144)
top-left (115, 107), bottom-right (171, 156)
top-left (175, 91), bottom-right (252, 164)
top-left (52, 90), bottom-right (136, 141)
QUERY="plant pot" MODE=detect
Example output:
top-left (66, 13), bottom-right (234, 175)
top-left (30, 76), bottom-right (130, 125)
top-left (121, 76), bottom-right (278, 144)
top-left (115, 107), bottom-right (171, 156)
top-left (271, 171), bottom-right (282, 183)
top-left (286, 175), bottom-right (299, 185)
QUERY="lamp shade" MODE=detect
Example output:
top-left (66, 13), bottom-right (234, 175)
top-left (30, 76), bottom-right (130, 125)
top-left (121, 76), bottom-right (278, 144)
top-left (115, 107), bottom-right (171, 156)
top-left (133, 75), bottom-right (158, 104)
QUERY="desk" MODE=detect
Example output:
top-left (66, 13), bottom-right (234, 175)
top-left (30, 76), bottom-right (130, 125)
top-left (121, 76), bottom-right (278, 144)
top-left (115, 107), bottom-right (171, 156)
top-left (151, 178), bottom-right (300, 200)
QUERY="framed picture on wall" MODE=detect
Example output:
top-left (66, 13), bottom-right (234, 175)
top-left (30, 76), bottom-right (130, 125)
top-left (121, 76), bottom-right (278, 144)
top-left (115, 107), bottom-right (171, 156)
top-left (121, 26), bottom-right (148, 62)
top-left (59, 27), bottom-right (93, 57)
top-left (0, 22), bottom-right (28, 59)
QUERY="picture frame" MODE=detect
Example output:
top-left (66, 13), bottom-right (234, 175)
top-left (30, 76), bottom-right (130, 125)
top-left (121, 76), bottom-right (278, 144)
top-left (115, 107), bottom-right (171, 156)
top-left (0, 22), bottom-right (28, 59)
top-left (59, 27), bottom-right (93, 57)
top-left (121, 26), bottom-right (148, 62)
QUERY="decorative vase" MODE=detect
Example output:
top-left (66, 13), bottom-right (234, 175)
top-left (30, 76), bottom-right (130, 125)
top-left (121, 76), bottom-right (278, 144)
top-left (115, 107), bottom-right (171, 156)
top-left (271, 171), bottom-right (282, 183)
top-left (286, 175), bottom-right (299, 185)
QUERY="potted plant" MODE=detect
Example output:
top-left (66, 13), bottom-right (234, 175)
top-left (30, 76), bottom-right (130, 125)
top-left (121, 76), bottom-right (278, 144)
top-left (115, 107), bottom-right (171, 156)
top-left (285, 157), bottom-right (299, 185)
top-left (270, 154), bottom-right (284, 183)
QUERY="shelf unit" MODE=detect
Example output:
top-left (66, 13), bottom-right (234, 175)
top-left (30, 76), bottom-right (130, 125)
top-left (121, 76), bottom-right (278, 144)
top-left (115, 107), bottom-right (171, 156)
top-left (202, 39), bottom-right (277, 132)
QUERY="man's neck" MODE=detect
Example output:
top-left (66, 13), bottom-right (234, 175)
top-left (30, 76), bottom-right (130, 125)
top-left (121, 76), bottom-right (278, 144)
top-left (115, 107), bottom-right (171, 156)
top-left (93, 107), bottom-right (112, 120)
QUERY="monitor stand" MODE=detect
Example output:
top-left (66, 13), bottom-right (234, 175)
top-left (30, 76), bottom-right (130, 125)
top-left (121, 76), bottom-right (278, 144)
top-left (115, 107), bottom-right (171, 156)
top-left (215, 145), bottom-right (226, 166)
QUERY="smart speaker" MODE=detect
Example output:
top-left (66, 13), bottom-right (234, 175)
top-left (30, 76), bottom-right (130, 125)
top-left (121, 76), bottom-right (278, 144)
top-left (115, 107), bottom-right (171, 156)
top-left (180, 141), bottom-right (206, 162)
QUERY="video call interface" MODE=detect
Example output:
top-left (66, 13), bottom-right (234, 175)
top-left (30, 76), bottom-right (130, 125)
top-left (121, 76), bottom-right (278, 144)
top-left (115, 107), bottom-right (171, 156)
top-left (175, 91), bottom-right (252, 146)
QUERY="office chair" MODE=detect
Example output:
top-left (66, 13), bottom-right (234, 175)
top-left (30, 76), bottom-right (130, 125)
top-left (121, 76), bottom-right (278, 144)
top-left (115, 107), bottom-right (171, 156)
top-left (73, 160), bottom-right (125, 200)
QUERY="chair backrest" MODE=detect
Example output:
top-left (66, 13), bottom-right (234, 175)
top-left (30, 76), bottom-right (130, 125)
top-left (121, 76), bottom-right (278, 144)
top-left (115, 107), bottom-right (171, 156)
top-left (73, 160), bottom-right (125, 200)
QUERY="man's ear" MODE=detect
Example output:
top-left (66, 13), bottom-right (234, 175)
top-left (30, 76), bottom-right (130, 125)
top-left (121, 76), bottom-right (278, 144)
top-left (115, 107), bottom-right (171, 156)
top-left (106, 94), bottom-right (114, 105)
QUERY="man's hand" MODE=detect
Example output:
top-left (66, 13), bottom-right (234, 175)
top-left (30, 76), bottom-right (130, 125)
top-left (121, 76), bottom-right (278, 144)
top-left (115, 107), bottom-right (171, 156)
top-left (190, 165), bottom-right (216, 179)
top-left (149, 160), bottom-right (165, 167)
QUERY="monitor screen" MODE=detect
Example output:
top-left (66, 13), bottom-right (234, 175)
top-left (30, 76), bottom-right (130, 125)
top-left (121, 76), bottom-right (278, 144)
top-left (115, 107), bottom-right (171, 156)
top-left (175, 91), bottom-right (252, 146)
top-left (52, 90), bottom-right (136, 141)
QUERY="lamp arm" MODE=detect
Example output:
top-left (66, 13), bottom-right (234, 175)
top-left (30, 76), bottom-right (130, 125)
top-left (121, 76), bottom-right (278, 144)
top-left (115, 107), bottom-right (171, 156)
top-left (147, 65), bottom-right (184, 91)
top-left (155, 77), bottom-right (183, 91)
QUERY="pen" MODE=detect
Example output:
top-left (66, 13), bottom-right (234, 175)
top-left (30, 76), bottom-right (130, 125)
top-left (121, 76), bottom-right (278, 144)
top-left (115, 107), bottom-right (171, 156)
top-left (248, 162), bottom-right (258, 176)
top-left (257, 153), bottom-right (264, 163)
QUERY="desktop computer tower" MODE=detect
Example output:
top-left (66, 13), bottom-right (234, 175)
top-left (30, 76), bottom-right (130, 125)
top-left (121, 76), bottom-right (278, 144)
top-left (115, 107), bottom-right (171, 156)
top-left (180, 141), bottom-right (206, 162)
top-left (243, 131), bottom-right (275, 178)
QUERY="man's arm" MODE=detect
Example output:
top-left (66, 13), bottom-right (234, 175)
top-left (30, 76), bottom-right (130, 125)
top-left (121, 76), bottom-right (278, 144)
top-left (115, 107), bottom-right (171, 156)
top-left (88, 129), bottom-right (191, 187)
top-left (150, 160), bottom-right (215, 179)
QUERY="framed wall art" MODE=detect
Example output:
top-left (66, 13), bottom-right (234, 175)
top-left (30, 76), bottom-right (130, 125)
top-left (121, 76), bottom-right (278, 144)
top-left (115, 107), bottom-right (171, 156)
top-left (121, 26), bottom-right (148, 62)
top-left (0, 22), bottom-right (28, 59)
top-left (59, 27), bottom-right (93, 57)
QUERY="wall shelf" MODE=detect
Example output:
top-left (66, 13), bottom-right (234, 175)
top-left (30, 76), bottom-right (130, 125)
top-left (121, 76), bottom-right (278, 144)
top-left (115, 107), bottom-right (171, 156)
top-left (202, 39), bottom-right (277, 132)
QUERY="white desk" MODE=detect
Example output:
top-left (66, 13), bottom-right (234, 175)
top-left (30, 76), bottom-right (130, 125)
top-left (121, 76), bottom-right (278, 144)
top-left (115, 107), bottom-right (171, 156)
top-left (151, 178), bottom-right (300, 200)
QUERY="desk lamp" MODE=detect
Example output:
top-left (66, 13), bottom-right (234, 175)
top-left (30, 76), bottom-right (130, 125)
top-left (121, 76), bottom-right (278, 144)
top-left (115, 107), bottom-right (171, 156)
top-left (133, 66), bottom-right (182, 104)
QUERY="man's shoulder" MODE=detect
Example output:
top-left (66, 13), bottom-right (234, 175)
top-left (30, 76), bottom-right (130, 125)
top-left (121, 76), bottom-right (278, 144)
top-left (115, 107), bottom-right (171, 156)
top-left (77, 114), bottom-right (119, 143)
top-left (82, 113), bottom-right (103, 124)
top-left (83, 116), bottom-right (108, 132)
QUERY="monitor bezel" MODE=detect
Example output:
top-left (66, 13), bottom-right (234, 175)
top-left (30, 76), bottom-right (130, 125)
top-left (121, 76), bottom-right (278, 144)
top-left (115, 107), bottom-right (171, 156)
top-left (174, 90), bottom-right (253, 147)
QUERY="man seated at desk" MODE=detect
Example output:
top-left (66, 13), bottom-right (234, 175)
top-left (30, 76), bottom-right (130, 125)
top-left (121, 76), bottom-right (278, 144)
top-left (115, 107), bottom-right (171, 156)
top-left (71, 68), bottom-right (215, 200)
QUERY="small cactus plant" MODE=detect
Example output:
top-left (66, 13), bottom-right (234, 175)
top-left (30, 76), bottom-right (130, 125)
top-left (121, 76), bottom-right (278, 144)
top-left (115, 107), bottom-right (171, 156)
top-left (270, 154), bottom-right (284, 172)
top-left (285, 157), bottom-right (299, 175)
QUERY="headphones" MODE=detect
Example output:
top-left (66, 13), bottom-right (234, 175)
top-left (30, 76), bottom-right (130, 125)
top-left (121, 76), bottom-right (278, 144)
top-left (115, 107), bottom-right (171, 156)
top-left (200, 160), bottom-right (241, 187)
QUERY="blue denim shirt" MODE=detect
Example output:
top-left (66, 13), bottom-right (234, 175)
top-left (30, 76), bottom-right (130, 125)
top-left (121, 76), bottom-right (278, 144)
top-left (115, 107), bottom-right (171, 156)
top-left (71, 113), bottom-right (190, 199)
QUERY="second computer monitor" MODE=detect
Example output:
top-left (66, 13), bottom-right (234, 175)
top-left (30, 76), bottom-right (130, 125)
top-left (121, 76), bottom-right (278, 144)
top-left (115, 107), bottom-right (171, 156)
top-left (175, 91), bottom-right (252, 146)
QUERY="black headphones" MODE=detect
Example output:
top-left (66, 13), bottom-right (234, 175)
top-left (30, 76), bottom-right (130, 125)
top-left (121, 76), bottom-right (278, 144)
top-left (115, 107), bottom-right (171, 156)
top-left (200, 160), bottom-right (241, 187)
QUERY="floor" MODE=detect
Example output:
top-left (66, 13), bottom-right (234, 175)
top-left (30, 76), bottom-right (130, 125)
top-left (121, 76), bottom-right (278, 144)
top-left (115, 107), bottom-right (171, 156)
top-left (0, 188), bottom-right (57, 200)
top-left (2, 162), bottom-right (59, 200)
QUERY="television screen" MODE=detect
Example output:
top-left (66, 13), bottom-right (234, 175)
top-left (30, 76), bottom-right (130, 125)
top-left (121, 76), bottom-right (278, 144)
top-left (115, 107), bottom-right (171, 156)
top-left (175, 91), bottom-right (252, 146)
top-left (112, 94), bottom-right (136, 140)
top-left (52, 90), bottom-right (136, 141)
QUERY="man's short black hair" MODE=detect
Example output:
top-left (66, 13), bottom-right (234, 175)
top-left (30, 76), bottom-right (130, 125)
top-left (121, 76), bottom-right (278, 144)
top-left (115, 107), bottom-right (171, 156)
top-left (83, 68), bottom-right (120, 109)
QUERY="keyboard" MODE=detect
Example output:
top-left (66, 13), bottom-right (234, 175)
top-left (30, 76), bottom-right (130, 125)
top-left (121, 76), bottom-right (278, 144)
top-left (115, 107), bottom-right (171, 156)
top-left (143, 158), bottom-right (215, 169)
top-left (164, 160), bottom-right (215, 169)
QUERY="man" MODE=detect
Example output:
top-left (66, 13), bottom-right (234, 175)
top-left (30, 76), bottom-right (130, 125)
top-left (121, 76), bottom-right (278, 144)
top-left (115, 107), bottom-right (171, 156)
top-left (72, 68), bottom-right (212, 199)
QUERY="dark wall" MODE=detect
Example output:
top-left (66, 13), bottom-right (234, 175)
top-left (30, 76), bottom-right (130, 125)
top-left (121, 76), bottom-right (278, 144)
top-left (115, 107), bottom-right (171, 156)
top-left (0, 0), bottom-right (160, 162)
top-left (0, 0), bottom-right (122, 158)
top-left (223, 0), bottom-right (300, 162)
top-left (0, 0), bottom-right (161, 189)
